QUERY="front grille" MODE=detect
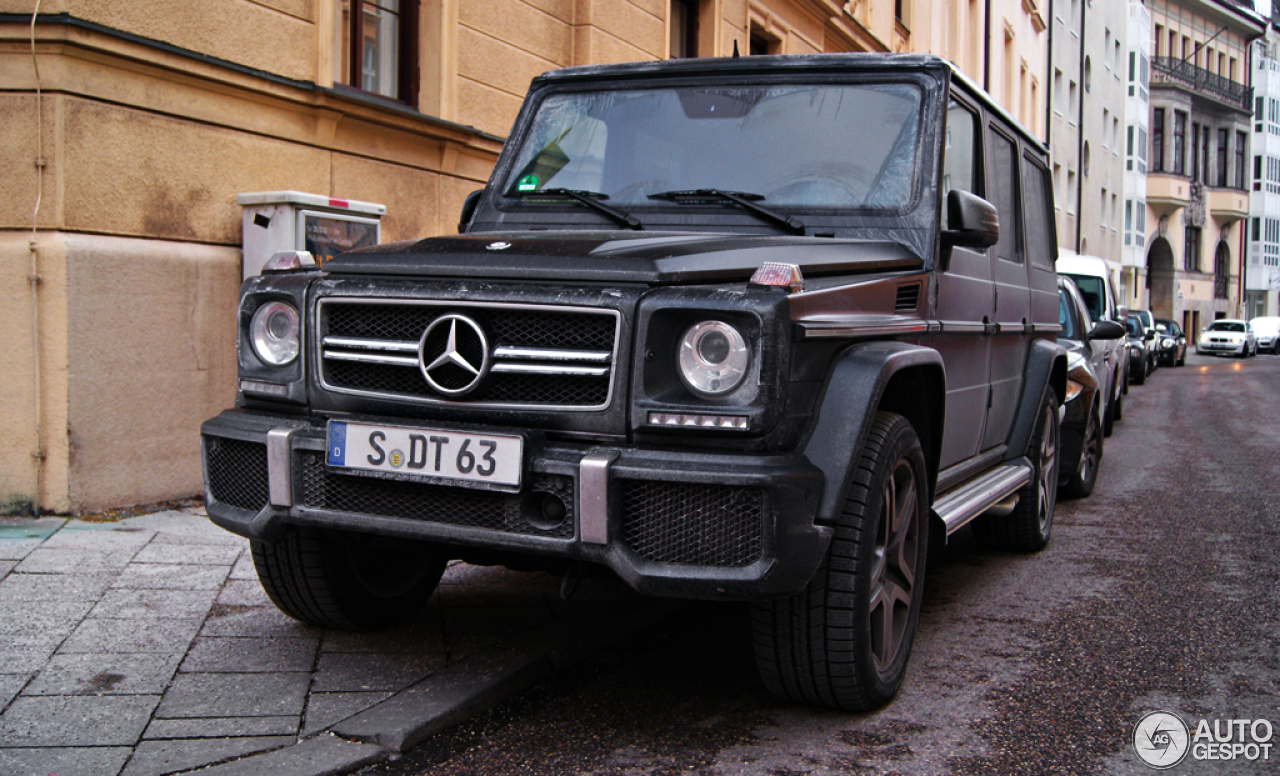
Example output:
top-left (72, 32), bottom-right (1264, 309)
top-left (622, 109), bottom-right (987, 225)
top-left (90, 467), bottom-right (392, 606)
top-left (619, 481), bottom-right (764, 567)
top-left (297, 451), bottom-right (575, 539)
top-left (318, 300), bottom-right (619, 409)
top-left (204, 437), bottom-right (269, 512)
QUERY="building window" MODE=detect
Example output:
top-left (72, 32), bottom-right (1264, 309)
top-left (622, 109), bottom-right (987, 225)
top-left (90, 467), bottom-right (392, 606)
top-left (1217, 128), bottom-right (1229, 187)
top-left (1235, 130), bottom-right (1246, 189)
top-left (1152, 108), bottom-right (1165, 172)
top-left (334, 0), bottom-right (419, 105)
top-left (1214, 242), bottom-right (1229, 298)
top-left (1173, 111), bottom-right (1186, 175)
top-left (670, 0), bottom-right (700, 58)
top-left (1201, 128), bottom-right (1209, 184)
top-left (1256, 154), bottom-right (1263, 191)
top-left (1185, 226), bottom-right (1201, 272)
top-left (1191, 123), bottom-right (1201, 181)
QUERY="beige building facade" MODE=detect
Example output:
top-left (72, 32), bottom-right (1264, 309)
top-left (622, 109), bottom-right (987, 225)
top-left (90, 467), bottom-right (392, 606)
top-left (1, 0), bottom-right (1049, 514)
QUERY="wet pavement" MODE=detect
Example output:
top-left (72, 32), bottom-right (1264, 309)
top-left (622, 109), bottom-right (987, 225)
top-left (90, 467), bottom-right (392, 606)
top-left (0, 507), bottom-right (672, 776)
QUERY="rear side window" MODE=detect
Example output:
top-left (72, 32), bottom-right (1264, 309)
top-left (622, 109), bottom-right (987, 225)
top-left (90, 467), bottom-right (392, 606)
top-left (1021, 156), bottom-right (1056, 269)
top-left (986, 128), bottom-right (1022, 264)
top-left (1063, 273), bottom-right (1105, 321)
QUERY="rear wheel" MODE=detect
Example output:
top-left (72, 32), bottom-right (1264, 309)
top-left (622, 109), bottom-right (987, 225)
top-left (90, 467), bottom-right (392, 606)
top-left (253, 527), bottom-right (446, 630)
top-left (973, 390), bottom-right (1059, 552)
top-left (752, 411), bottom-right (929, 711)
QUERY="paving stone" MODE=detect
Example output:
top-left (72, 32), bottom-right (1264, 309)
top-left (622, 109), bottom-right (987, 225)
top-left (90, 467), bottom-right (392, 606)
top-left (90, 588), bottom-right (218, 620)
top-left (0, 517), bottom-right (66, 541)
top-left (0, 559), bottom-right (15, 581)
top-left (0, 746), bottom-right (131, 776)
top-left (0, 572), bottom-right (115, 601)
top-left (131, 543), bottom-right (243, 565)
top-left (119, 511), bottom-right (243, 546)
top-left (311, 650), bottom-right (444, 692)
top-left (216, 579), bottom-right (272, 607)
top-left (43, 526), bottom-right (154, 550)
top-left (15, 547), bottom-right (137, 574)
top-left (301, 691), bottom-right (393, 736)
top-left (199, 605), bottom-right (320, 638)
top-left (228, 552), bottom-right (258, 580)
top-left (188, 733), bottom-right (384, 776)
top-left (0, 540), bottom-right (44, 561)
top-left (0, 599), bottom-right (94, 637)
top-left (120, 736), bottom-right (293, 776)
top-left (58, 617), bottom-right (202, 654)
top-left (0, 694), bottom-right (159, 746)
top-left (320, 618), bottom-right (445, 654)
top-left (154, 672), bottom-right (310, 719)
top-left (110, 563), bottom-right (230, 590)
top-left (143, 715), bottom-right (299, 740)
top-left (0, 644), bottom-right (60, 674)
top-left (180, 636), bottom-right (319, 673)
top-left (23, 652), bottom-right (183, 696)
top-left (0, 672), bottom-right (31, 708)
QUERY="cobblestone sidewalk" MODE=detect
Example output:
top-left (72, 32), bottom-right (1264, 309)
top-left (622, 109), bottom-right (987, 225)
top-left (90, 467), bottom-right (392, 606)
top-left (0, 506), bottom-right (664, 776)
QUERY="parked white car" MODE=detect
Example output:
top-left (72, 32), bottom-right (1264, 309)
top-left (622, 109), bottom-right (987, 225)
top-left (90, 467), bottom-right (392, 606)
top-left (1197, 319), bottom-right (1257, 357)
top-left (1057, 252), bottom-right (1127, 436)
top-left (1250, 316), bottom-right (1280, 354)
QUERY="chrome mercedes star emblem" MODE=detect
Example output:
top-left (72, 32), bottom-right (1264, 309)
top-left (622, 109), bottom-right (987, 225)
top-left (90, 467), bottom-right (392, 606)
top-left (486, 241), bottom-right (512, 251)
top-left (419, 314), bottom-right (490, 396)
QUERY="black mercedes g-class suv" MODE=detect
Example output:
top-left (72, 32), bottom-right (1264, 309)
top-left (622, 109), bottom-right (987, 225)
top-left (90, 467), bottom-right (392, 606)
top-left (202, 53), bottom-right (1066, 711)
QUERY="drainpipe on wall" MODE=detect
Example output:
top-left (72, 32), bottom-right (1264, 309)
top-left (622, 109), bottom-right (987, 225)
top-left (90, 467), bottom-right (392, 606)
top-left (1074, 0), bottom-right (1086, 253)
top-left (1045, 0), bottom-right (1054, 145)
top-left (27, 2), bottom-right (44, 519)
top-left (984, 0), bottom-right (991, 93)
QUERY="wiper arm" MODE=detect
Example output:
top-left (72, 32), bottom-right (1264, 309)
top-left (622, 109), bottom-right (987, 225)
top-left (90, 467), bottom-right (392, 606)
top-left (648, 189), bottom-right (805, 235)
top-left (520, 188), bottom-right (643, 231)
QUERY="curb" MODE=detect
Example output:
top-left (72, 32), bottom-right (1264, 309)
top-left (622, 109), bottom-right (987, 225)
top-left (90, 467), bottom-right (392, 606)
top-left (178, 598), bottom-right (682, 775)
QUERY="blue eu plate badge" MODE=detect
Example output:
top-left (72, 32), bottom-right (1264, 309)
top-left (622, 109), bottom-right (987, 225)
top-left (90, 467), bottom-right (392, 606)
top-left (327, 422), bottom-right (347, 466)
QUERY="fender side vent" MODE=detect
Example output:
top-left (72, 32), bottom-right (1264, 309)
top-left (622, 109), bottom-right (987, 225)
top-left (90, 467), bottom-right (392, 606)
top-left (895, 283), bottom-right (922, 313)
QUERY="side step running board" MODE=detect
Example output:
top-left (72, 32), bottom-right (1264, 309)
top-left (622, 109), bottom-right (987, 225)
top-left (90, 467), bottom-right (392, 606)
top-left (933, 461), bottom-right (1033, 538)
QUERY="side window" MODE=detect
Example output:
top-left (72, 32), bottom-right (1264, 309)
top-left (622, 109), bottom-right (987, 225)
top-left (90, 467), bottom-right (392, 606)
top-left (942, 99), bottom-right (979, 200)
top-left (1021, 156), bottom-right (1056, 269)
top-left (986, 127), bottom-right (1023, 263)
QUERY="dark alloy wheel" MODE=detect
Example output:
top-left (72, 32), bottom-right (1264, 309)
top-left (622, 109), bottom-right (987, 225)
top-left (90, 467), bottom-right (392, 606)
top-left (253, 527), bottom-right (446, 630)
top-left (973, 390), bottom-right (1060, 552)
top-left (752, 411), bottom-right (929, 711)
top-left (1061, 398), bottom-right (1102, 499)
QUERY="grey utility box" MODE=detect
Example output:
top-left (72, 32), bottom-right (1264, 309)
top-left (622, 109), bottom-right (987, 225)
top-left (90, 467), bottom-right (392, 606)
top-left (237, 190), bottom-right (386, 279)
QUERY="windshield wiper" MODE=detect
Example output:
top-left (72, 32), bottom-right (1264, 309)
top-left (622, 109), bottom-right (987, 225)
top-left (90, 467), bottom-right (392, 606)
top-left (648, 189), bottom-right (805, 235)
top-left (520, 188), bottom-right (643, 230)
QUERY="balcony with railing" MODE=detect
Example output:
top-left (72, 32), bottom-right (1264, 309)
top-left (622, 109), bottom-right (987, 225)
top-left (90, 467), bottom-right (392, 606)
top-left (1151, 56), bottom-right (1252, 111)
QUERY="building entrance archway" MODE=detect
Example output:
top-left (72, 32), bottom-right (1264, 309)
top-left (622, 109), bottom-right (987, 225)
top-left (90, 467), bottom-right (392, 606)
top-left (1148, 237), bottom-right (1175, 318)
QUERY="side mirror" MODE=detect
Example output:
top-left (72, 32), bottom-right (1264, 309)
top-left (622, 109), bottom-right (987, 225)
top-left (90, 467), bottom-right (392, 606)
top-left (1089, 320), bottom-right (1127, 340)
top-left (941, 190), bottom-right (1000, 251)
top-left (1115, 305), bottom-right (1129, 322)
top-left (458, 189), bottom-right (484, 233)
top-left (1145, 330), bottom-right (1156, 341)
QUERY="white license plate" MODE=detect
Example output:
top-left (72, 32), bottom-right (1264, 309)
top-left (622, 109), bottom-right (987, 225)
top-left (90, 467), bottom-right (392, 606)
top-left (326, 421), bottom-right (523, 487)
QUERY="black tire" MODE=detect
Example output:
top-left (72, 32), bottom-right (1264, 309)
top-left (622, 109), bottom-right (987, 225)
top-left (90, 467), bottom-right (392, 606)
top-left (1177, 348), bottom-right (1186, 366)
top-left (1132, 360), bottom-right (1146, 385)
top-left (253, 526), bottom-right (446, 630)
top-left (752, 411), bottom-right (929, 711)
top-left (1113, 376), bottom-right (1124, 420)
top-left (1103, 379), bottom-right (1116, 437)
top-left (973, 390), bottom-right (1060, 552)
top-left (1060, 398), bottom-right (1103, 499)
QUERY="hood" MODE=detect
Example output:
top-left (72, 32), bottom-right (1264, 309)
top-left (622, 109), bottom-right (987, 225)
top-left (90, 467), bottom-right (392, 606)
top-left (322, 231), bottom-right (924, 284)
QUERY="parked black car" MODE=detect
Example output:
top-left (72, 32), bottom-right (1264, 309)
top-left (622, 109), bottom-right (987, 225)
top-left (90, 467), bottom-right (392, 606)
top-left (1058, 278), bottom-right (1126, 498)
top-left (201, 54), bottom-right (1067, 712)
top-left (1153, 318), bottom-right (1187, 366)
top-left (1125, 314), bottom-right (1156, 384)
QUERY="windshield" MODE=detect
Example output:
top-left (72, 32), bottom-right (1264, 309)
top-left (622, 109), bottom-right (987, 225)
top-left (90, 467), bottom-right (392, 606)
top-left (1207, 321), bottom-right (1245, 333)
top-left (1126, 317), bottom-right (1140, 336)
top-left (1062, 274), bottom-right (1104, 321)
top-left (503, 83), bottom-right (923, 210)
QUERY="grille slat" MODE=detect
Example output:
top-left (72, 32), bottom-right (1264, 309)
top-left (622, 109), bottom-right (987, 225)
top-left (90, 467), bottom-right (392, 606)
top-left (298, 451), bottom-right (575, 539)
top-left (319, 300), bottom-right (618, 408)
top-left (204, 437), bottom-right (269, 512)
top-left (620, 481), bottom-right (764, 567)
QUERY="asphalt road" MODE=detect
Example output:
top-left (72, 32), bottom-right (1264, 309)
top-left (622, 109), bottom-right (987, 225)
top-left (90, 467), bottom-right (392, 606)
top-left (362, 350), bottom-right (1280, 776)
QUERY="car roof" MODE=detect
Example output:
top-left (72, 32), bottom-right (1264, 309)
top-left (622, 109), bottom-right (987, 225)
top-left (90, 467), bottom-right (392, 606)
top-left (1055, 253), bottom-right (1110, 277)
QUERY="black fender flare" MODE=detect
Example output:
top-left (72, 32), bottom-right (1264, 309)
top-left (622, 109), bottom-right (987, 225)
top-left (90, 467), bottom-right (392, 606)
top-left (800, 341), bottom-right (946, 526)
top-left (1003, 338), bottom-right (1068, 462)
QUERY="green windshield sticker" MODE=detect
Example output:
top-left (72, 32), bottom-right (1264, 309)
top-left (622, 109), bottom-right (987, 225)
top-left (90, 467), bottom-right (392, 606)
top-left (517, 174), bottom-right (540, 192)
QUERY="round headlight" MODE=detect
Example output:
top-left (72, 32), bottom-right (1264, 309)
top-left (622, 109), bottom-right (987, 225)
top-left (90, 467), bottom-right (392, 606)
top-left (1162, 338), bottom-right (1174, 348)
top-left (677, 320), bottom-right (749, 397)
top-left (250, 301), bottom-right (300, 366)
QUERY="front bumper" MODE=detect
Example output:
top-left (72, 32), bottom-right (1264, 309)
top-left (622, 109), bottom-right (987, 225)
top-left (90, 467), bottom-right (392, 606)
top-left (201, 409), bottom-right (829, 600)
top-left (1198, 340), bottom-right (1245, 355)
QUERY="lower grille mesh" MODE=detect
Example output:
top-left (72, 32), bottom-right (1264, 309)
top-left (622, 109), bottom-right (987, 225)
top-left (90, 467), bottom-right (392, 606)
top-left (619, 481), bottom-right (764, 567)
top-left (297, 451), bottom-right (574, 539)
top-left (204, 437), bottom-right (269, 512)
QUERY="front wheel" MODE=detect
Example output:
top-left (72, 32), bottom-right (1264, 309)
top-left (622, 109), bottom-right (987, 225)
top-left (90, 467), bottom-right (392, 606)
top-left (752, 411), bottom-right (929, 711)
top-left (253, 527), bottom-right (446, 630)
top-left (1060, 398), bottom-right (1103, 499)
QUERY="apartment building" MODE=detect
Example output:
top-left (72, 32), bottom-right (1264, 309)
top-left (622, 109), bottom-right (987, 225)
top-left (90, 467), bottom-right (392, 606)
top-left (1, 0), bottom-right (1049, 514)
top-left (1246, 9), bottom-right (1280, 317)
top-left (1121, 0), bottom-right (1153, 306)
top-left (1141, 0), bottom-right (1263, 335)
